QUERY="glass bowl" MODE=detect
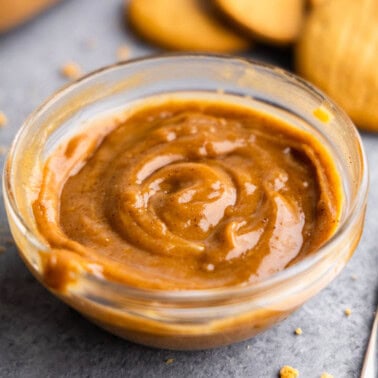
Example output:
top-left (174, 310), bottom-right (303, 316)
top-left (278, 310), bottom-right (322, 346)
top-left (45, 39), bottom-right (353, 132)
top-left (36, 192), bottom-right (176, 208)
top-left (3, 55), bottom-right (368, 350)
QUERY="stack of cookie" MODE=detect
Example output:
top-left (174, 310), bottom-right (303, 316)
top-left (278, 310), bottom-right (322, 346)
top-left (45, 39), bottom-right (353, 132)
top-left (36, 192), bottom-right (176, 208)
top-left (127, 0), bottom-right (378, 131)
top-left (128, 0), bottom-right (304, 51)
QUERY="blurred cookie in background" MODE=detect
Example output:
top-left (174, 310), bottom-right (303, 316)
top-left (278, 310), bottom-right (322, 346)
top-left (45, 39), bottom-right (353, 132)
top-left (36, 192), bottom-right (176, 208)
top-left (214, 0), bottom-right (305, 45)
top-left (296, 0), bottom-right (378, 131)
top-left (126, 0), bottom-right (251, 52)
top-left (0, 0), bottom-right (59, 33)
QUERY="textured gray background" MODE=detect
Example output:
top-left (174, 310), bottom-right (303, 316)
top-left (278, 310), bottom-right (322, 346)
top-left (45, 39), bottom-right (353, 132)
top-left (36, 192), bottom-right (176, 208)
top-left (0, 1), bottom-right (377, 377)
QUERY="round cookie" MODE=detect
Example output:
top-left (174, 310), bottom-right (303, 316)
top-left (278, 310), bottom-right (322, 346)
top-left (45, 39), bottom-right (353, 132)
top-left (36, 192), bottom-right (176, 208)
top-left (127, 0), bottom-right (250, 52)
top-left (214, 0), bottom-right (305, 45)
top-left (296, 0), bottom-right (378, 131)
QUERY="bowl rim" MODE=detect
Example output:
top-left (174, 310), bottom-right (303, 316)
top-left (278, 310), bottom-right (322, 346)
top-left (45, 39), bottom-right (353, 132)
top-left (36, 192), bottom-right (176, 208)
top-left (2, 53), bottom-right (369, 301)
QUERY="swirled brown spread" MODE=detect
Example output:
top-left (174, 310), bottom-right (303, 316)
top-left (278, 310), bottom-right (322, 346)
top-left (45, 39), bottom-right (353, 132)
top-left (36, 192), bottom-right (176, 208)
top-left (33, 98), bottom-right (341, 290)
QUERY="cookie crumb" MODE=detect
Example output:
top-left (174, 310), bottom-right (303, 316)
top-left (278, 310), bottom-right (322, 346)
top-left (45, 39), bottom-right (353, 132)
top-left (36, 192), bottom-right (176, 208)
top-left (313, 106), bottom-right (331, 123)
top-left (280, 365), bottom-right (299, 378)
top-left (206, 263), bottom-right (215, 272)
top-left (0, 246), bottom-right (5, 254)
top-left (247, 345), bottom-right (250, 349)
top-left (320, 373), bottom-right (333, 378)
top-left (294, 328), bottom-right (302, 335)
top-left (165, 358), bottom-right (175, 365)
top-left (351, 274), bottom-right (358, 280)
top-left (344, 308), bottom-right (352, 316)
top-left (61, 62), bottom-right (83, 80)
top-left (0, 145), bottom-right (8, 155)
top-left (0, 111), bottom-right (7, 127)
top-left (117, 45), bottom-right (130, 61)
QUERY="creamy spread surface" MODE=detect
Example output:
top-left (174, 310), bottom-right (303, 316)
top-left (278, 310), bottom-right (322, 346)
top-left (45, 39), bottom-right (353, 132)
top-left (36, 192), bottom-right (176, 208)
top-left (33, 98), bottom-right (341, 290)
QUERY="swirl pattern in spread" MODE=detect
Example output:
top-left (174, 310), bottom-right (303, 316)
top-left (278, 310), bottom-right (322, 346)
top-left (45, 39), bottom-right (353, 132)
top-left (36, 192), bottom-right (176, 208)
top-left (34, 100), bottom-right (341, 289)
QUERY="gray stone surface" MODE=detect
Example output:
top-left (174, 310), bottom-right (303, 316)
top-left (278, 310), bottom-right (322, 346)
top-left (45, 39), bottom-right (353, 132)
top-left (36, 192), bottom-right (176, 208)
top-left (0, 1), bottom-right (377, 377)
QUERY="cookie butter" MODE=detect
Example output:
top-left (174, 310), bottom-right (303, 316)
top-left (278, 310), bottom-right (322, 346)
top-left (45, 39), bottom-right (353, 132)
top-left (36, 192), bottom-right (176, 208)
top-left (33, 98), bottom-right (341, 291)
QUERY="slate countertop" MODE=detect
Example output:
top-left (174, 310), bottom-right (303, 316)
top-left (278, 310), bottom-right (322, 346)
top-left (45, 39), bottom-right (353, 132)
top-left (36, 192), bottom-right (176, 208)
top-left (0, 1), bottom-right (377, 377)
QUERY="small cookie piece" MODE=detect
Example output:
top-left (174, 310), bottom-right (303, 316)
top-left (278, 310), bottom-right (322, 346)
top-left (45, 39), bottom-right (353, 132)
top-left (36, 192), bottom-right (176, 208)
top-left (280, 365), bottom-right (299, 378)
top-left (0, 111), bottom-right (8, 127)
top-left (127, 0), bottom-right (250, 52)
top-left (320, 373), bottom-right (334, 378)
top-left (0, 145), bottom-right (8, 155)
top-left (117, 45), bottom-right (130, 61)
top-left (294, 327), bottom-right (303, 335)
top-left (60, 62), bottom-right (83, 80)
top-left (296, 0), bottom-right (378, 131)
top-left (214, 0), bottom-right (305, 45)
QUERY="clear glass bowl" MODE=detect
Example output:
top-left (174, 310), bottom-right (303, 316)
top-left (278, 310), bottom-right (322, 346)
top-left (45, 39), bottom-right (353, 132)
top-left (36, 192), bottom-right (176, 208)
top-left (3, 55), bottom-right (369, 350)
